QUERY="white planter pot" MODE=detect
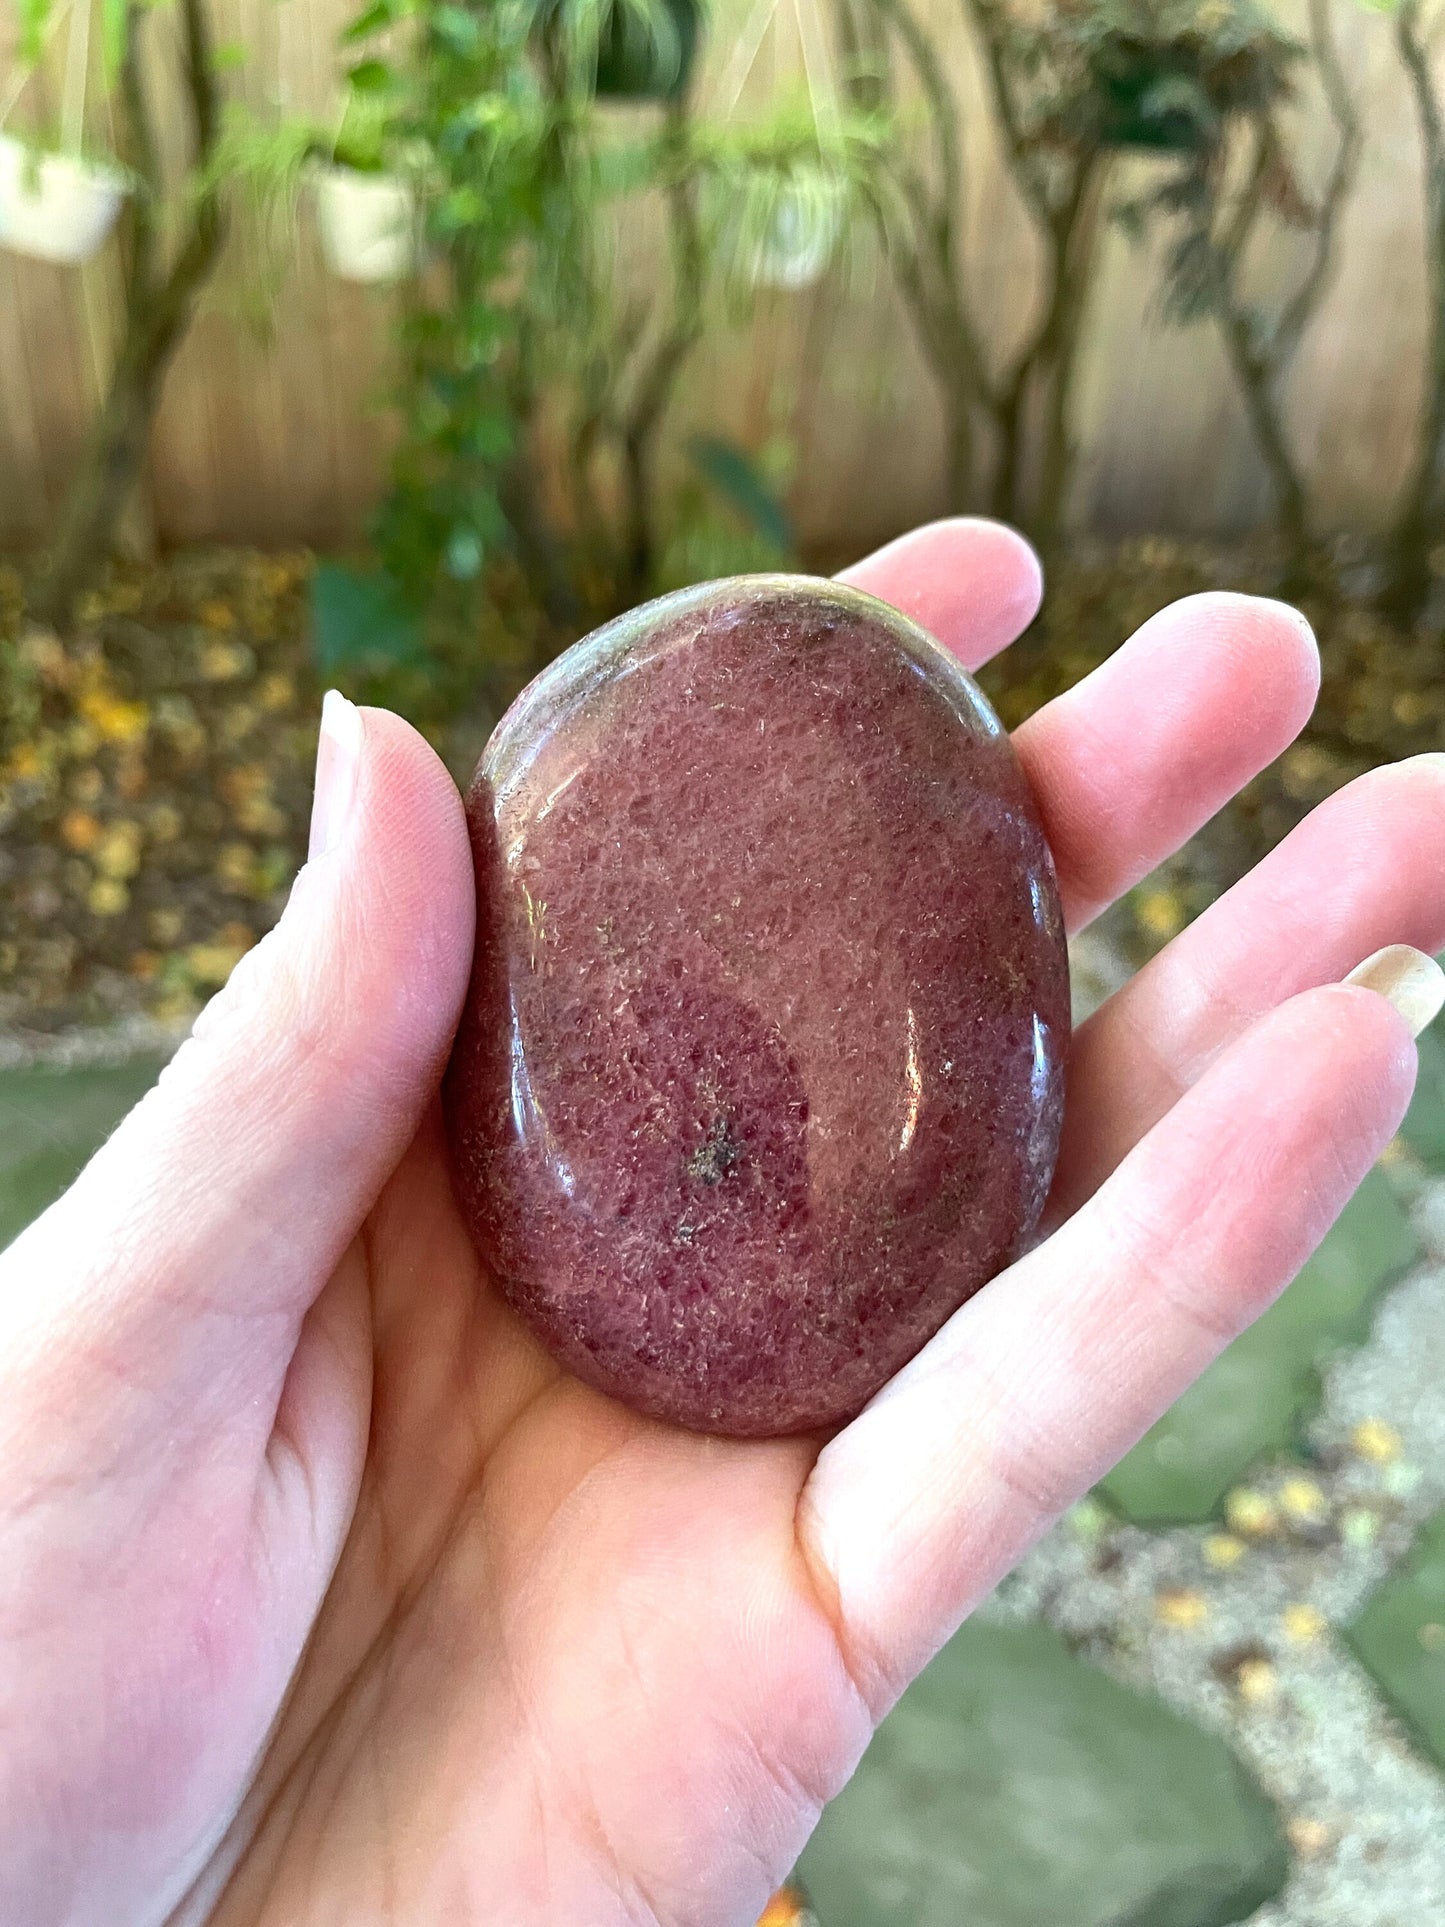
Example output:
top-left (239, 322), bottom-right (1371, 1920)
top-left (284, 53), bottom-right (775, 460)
top-left (750, 174), bottom-right (846, 291)
top-left (314, 165), bottom-right (417, 284)
top-left (0, 134), bottom-right (127, 265)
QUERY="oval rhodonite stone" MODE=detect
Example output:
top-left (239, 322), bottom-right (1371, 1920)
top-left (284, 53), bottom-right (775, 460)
top-left (444, 575), bottom-right (1069, 1437)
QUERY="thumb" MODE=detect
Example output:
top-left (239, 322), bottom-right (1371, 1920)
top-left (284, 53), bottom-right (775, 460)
top-left (0, 692), bottom-right (475, 1434)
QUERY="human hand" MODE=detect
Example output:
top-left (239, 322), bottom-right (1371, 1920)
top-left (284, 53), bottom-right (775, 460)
top-left (3, 521), bottom-right (1442, 1927)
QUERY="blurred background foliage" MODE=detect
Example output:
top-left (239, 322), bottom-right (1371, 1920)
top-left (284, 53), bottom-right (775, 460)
top-left (3, 0), bottom-right (1445, 1029)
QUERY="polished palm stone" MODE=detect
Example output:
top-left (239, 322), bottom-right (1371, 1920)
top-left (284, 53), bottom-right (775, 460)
top-left (444, 575), bottom-right (1069, 1437)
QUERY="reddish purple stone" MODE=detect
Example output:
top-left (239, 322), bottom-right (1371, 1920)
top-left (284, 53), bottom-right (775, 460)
top-left (444, 576), bottom-right (1069, 1437)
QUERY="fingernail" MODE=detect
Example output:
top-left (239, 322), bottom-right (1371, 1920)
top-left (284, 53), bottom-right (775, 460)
top-left (308, 690), bottom-right (363, 860)
top-left (1345, 944), bottom-right (1445, 1038)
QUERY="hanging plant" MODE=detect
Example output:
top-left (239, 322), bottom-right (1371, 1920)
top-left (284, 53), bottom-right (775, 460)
top-left (0, 0), bottom-right (129, 265)
top-left (594, 0), bottom-right (701, 101)
top-left (535, 0), bottom-right (702, 105)
top-left (312, 73), bottom-right (418, 282)
top-left (313, 163), bottom-right (416, 280)
top-left (0, 136), bottom-right (127, 262)
top-left (741, 153), bottom-right (847, 288)
top-left (698, 0), bottom-right (872, 291)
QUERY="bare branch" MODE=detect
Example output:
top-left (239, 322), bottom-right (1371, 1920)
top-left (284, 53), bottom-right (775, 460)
top-left (962, 0), bottom-right (1049, 224)
top-left (115, 2), bottom-right (161, 295)
top-left (1273, 0), bottom-right (1361, 363)
top-left (1398, 0), bottom-right (1445, 190)
top-left (873, 0), bottom-right (962, 223)
top-left (865, 0), bottom-right (994, 404)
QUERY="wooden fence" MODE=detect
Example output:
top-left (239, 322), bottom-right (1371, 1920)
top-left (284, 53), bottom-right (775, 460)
top-left (0, 0), bottom-right (1436, 558)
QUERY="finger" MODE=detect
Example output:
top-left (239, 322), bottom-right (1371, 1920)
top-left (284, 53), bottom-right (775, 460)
top-left (1053, 755), bottom-right (1445, 1220)
top-left (837, 516), bottom-right (1043, 670)
top-left (798, 978), bottom-right (1422, 1709)
top-left (1013, 591), bottom-right (1319, 931)
top-left (0, 695), bottom-right (475, 1445)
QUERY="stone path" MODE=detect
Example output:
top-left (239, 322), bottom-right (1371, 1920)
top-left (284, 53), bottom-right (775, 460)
top-left (3, 943), bottom-right (1444, 1925)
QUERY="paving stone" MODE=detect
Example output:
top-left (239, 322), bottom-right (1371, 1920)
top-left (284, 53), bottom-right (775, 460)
top-left (1099, 1169), bottom-right (1420, 1526)
top-left (1345, 1505), bottom-right (1445, 1773)
top-left (0, 1058), bottom-right (164, 1251)
top-left (796, 1620), bottom-right (1288, 1927)
top-left (1400, 1025), bottom-right (1445, 1173)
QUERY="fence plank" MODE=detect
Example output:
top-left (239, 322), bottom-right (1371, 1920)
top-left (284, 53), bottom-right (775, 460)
top-left (0, 0), bottom-right (1439, 557)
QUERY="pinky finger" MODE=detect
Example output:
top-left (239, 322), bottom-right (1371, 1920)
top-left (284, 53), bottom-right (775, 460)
top-left (798, 975), bottom-right (1431, 1712)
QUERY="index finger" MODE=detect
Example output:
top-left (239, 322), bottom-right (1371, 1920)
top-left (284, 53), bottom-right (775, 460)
top-left (838, 517), bottom-right (1044, 670)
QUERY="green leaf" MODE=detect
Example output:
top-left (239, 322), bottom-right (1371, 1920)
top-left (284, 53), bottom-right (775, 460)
top-left (101, 0), bottom-right (129, 83)
top-left (309, 564), bottom-right (425, 676)
top-left (688, 436), bottom-right (793, 552)
top-left (431, 4), bottom-right (482, 54)
top-left (19, 0), bottom-right (51, 68)
top-left (341, 0), bottom-right (401, 41)
top-left (213, 39), bottom-right (250, 72)
top-left (346, 57), bottom-right (393, 93)
top-left (444, 525), bottom-right (485, 579)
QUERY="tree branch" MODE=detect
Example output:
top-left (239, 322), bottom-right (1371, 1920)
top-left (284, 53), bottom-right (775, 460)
top-left (1273, 0), bottom-right (1360, 364)
top-left (866, 0), bottom-right (994, 405)
top-left (115, 1), bottom-right (161, 297)
top-left (1398, 0), bottom-right (1445, 190)
top-left (963, 0), bottom-right (1049, 225)
top-left (874, 0), bottom-right (961, 224)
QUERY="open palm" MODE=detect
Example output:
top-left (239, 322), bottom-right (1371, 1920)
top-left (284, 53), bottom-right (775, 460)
top-left (3, 521), bottom-right (1442, 1927)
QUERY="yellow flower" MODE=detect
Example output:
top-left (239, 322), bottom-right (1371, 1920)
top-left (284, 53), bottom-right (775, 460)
top-left (93, 819), bottom-right (143, 881)
top-left (147, 804), bottom-right (184, 844)
top-left (1203, 1533), bottom-right (1246, 1570)
top-left (1225, 1489), bottom-right (1278, 1538)
top-left (1155, 1588), bottom-right (1208, 1630)
top-left (201, 641), bottom-right (250, 682)
top-left (1235, 1658), bottom-right (1278, 1704)
top-left (1286, 1817), bottom-right (1330, 1858)
top-left (6, 741), bottom-right (43, 782)
top-left (60, 808), bottom-right (102, 853)
top-left (87, 877), bottom-right (129, 917)
top-left (1351, 1419), bottom-right (1402, 1464)
top-left (214, 842), bottom-right (258, 893)
top-left (1280, 743), bottom-right (1335, 801)
top-left (147, 906), bottom-right (186, 946)
top-left (185, 936), bottom-right (250, 988)
top-left (1282, 1603), bottom-right (1328, 1645)
top-left (257, 672), bottom-right (295, 712)
top-left (756, 1889), bottom-right (812, 1927)
top-left (79, 689), bottom-right (149, 745)
top-left (1278, 1477), bottom-right (1327, 1526)
top-left (237, 796), bottom-right (288, 839)
top-left (1135, 888), bottom-right (1186, 941)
